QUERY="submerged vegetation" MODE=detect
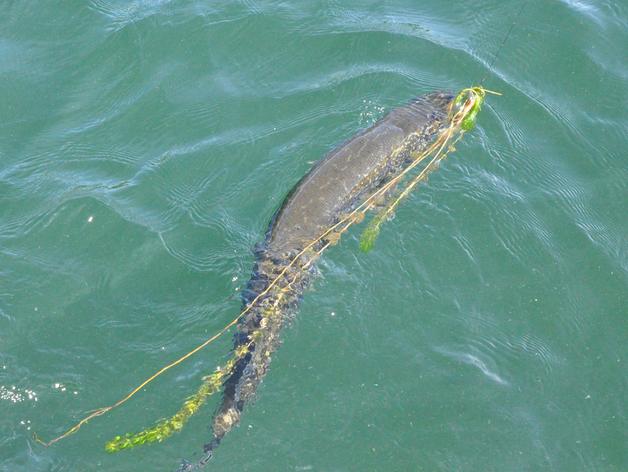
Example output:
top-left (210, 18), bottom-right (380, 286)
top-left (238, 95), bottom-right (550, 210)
top-left (105, 344), bottom-right (248, 452)
top-left (36, 86), bottom-right (496, 453)
top-left (359, 86), bottom-right (493, 252)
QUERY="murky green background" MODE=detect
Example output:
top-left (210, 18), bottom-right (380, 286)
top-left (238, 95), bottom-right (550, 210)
top-left (1, 1), bottom-right (626, 470)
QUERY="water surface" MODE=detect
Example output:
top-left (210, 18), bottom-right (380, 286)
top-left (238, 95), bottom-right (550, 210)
top-left (1, 1), bottom-right (626, 470)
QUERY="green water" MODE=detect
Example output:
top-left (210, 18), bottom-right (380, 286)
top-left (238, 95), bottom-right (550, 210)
top-left (1, 1), bottom-right (626, 470)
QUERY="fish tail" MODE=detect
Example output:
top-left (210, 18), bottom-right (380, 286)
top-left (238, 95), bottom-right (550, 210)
top-left (205, 256), bottom-right (310, 458)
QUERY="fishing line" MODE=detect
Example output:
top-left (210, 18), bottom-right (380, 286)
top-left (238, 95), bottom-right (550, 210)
top-left (481, 0), bottom-right (531, 85)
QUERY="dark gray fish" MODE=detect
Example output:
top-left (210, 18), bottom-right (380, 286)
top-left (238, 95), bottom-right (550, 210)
top-left (185, 91), bottom-right (453, 468)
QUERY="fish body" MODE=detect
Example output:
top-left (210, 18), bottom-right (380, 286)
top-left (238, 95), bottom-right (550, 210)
top-left (201, 91), bottom-right (454, 463)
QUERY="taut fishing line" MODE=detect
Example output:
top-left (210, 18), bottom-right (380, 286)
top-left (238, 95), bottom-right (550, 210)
top-left (481, 0), bottom-right (531, 85)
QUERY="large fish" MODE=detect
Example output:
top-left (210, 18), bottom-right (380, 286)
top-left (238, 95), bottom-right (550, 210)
top-left (195, 91), bottom-right (455, 465)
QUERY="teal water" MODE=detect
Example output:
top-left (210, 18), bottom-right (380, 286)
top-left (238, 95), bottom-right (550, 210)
top-left (1, 1), bottom-right (626, 470)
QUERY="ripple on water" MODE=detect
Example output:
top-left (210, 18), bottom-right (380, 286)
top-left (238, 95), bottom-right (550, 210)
top-left (454, 305), bottom-right (561, 377)
top-left (157, 225), bottom-right (236, 273)
top-left (304, 3), bottom-right (475, 51)
top-left (558, 0), bottom-right (605, 26)
top-left (433, 344), bottom-right (509, 387)
top-left (489, 105), bottom-right (528, 155)
top-left (89, 0), bottom-right (177, 32)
